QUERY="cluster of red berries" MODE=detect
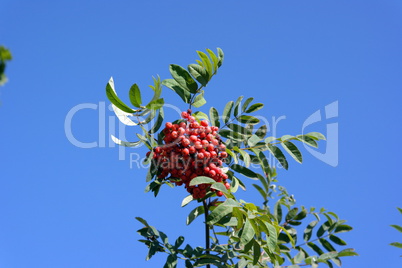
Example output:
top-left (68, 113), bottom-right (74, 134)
top-left (149, 110), bottom-right (230, 199)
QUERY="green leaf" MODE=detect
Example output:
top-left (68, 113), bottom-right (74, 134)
top-left (247, 134), bottom-right (262, 147)
top-left (265, 136), bottom-right (277, 143)
top-left (296, 135), bottom-right (318, 148)
top-left (142, 109), bottom-right (157, 124)
top-left (245, 103), bottom-right (264, 113)
top-left (162, 79), bottom-right (191, 103)
top-left (135, 217), bottom-right (150, 227)
top-left (189, 176), bottom-right (216, 186)
top-left (240, 220), bottom-right (255, 246)
top-left (129, 83), bottom-right (142, 108)
top-left (217, 47), bottom-right (224, 67)
top-left (187, 205), bottom-right (205, 225)
top-left (294, 250), bottom-right (306, 264)
top-left (146, 98), bottom-right (164, 110)
top-left (211, 182), bottom-right (228, 194)
top-left (228, 123), bottom-right (252, 136)
top-left (193, 111), bottom-right (209, 121)
top-left (274, 202), bottom-right (283, 223)
top-left (149, 75), bottom-right (163, 102)
top-left (286, 208), bottom-right (298, 221)
top-left (149, 108), bottom-right (164, 134)
top-left (238, 115), bottom-right (260, 125)
top-left (231, 164), bottom-right (258, 179)
top-left (169, 64), bottom-right (198, 93)
top-left (106, 77), bottom-right (135, 113)
top-left (390, 242), bottom-right (402, 248)
top-left (253, 240), bottom-right (261, 265)
top-left (207, 199), bottom-right (238, 225)
top-left (337, 248), bottom-right (358, 257)
top-left (181, 195), bottom-right (194, 207)
top-left (233, 96), bottom-right (244, 117)
top-left (0, 46), bottom-right (12, 61)
top-left (111, 135), bottom-right (141, 147)
top-left (223, 101), bottom-right (234, 124)
top-left (253, 184), bottom-right (266, 200)
top-left (329, 235), bottom-right (347, 246)
top-left (209, 107), bottom-right (220, 127)
top-left (188, 64), bottom-right (208, 86)
top-left (264, 221), bottom-right (278, 252)
top-left (250, 149), bottom-right (271, 176)
top-left (196, 51), bottom-right (212, 78)
top-left (334, 224), bottom-right (353, 233)
top-left (294, 208), bottom-right (308, 220)
top-left (163, 254), bottom-right (178, 268)
top-left (255, 125), bottom-right (268, 139)
top-left (306, 132), bottom-right (326, 140)
top-left (267, 144), bottom-right (288, 170)
top-left (192, 90), bottom-right (206, 108)
top-left (219, 129), bottom-right (245, 142)
top-left (255, 174), bottom-right (268, 194)
top-left (174, 236), bottom-right (184, 249)
top-left (318, 252), bottom-right (338, 261)
top-left (319, 238), bottom-right (336, 252)
top-left (307, 242), bottom-right (324, 255)
top-left (391, 224), bottom-right (402, 233)
top-left (225, 148), bottom-right (238, 164)
top-left (234, 147), bottom-right (251, 167)
top-left (206, 48), bottom-right (219, 71)
top-left (304, 221), bottom-right (318, 242)
top-left (281, 141), bottom-right (303, 163)
top-left (317, 221), bottom-right (332, 237)
top-left (241, 97), bottom-right (254, 112)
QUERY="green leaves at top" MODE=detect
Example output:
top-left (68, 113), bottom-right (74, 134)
top-left (162, 79), bottom-right (191, 104)
top-left (196, 50), bottom-right (213, 77)
top-left (206, 49), bottom-right (219, 72)
top-left (169, 64), bottom-right (198, 94)
top-left (217, 47), bottom-right (224, 67)
top-left (129, 83), bottom-right (142, 108)
top-left (188, 64), bottom-right (208, 87)
top-left (106, 77), bottom-right (135, 113)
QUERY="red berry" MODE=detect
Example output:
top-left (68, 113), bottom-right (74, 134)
top-left (217, 191), bottom-right (223, 197)
top-left (182, 148), bottom-right (189, 156)
top-left (181, 111), bottom-right (189, 118)
top-left (200, 120), bottom-right (209, 127)
top-left (194, 141), bottom-right (202, 150)
top-left (165, 122), bottom-right (173, 129)
top-left (189, 146), bottom-right (196, 154)
top-left (182, 138), bottom-right (190, 147)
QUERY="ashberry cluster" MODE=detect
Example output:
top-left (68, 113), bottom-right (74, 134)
top-left (149, 110), bottom-right (229, 199)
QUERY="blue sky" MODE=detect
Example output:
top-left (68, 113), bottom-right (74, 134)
top-left (1, 1), bottom-right (402, 267)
